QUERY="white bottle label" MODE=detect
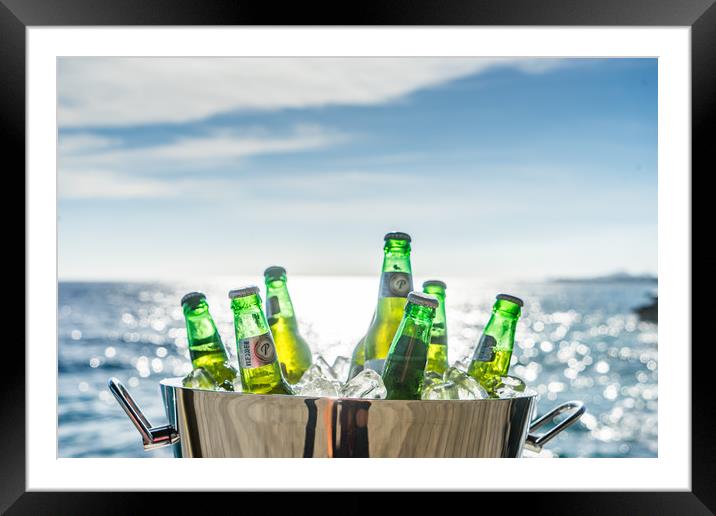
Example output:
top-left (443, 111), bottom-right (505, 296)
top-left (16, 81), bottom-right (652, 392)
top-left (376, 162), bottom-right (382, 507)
top-left (238, 332), bottom-right (276, 369)
top-left (379, 272), bottom-right (412, 298)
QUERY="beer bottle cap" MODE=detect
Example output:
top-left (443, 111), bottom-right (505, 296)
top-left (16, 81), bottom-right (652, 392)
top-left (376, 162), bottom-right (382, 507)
top-left (422, 279), bottom-right (447, 290)
top-left (497, 293), bottom-right (524, 307)
top-left (264, 266), bottom-right (287, 279)
top-left (180, 291), bottom-right (206, 307)
top-left (228, 285), bottom-right (261, 299)
top-left (384, 231), bottom-right (411, 242)
top-left (407, 291), bottom-right (439, 308)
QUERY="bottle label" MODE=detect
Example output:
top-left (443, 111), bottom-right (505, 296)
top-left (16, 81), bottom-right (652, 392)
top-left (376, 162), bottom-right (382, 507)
top-left (238, 332), bottom-right (277, 369)
top-left (267, 295), bottom-right (281, 317)
top-left (474, 334), bottom-right (497, 362)
top-left (379, 271), bottom-right (413, 298)
top-left (364, 358), bottom-right (386, 374)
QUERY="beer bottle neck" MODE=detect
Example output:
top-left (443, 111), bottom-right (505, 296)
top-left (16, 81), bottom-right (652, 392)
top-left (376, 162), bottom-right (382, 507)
top-left (422, 285), bottom-right (446, 339)
top-left (484, 302), bottom-right (520, 350)
top-left (231, 294), bottom-right (269, 339)
top-left (381, 239), bottom-right (412, 274)
top-left (397, 303), bottom-right (436, 342)
top-left (183, 302), bottom-right (222, 345)
top-left (378, 239), bottom-right (413, 298)
top-left (265, 278), bottom-right (296, 321)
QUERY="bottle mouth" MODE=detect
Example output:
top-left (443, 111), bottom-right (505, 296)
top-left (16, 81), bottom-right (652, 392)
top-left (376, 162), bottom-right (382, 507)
top-left (384, 239), bottom-right (412, 252)
top-left (384, 231), bottom-right (411, 242)
top-left (228, 285), bottom-right (260, 299)
top-left (407, 291), bottom-right (439, 309)
top-left (496, 293), bottom-right (524, 307)
top-left (494, 297), bottom-right (522, 317)
top-left (264, 265), bottom-right (287, 280)
top-left (181, 291), bottom-right (206, 308)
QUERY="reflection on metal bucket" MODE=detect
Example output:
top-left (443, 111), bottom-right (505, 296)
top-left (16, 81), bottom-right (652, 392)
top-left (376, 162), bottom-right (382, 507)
top-left (109, 377), bottom-right (585, 458)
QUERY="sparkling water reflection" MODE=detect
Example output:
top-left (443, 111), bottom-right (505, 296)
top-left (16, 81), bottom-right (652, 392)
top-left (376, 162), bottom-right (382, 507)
top-left (58, 277), bottom-right (657, 458)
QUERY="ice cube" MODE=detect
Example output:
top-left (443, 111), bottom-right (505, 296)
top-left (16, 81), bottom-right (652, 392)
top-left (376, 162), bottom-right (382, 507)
top-left (339, 369), bottom-right (387, 399)
top-left (182, 367), bottom-right (219, 390)
top-left (315, 355), bottom-right (338, 379)
top-left (443, 366), bottom-right (465, 383)
top-left (422, 370), bottom-right (443, 391)
top-left (495, 386), bottom-right (520, 398)
top-left (495, 376), bottom-right (530, 398)
top-left (498, 375), bottom-right (526, 392)
top-left (294, 355), bottom-right (340, 395)
top-left (296, 365), bottom-right (322, 384)
top-left (296, 366), bottom-right (317, 384)
top-left (332, 355), bottom-right (351, 383)
top-left (293, 376), bottom-right (341, 397)
top-left (421, 381), bottom-right (460, 400)
top-left (443, 366), bottom-right (487, 400)
top-left (299, 355), bottom-right (338, 384)
top-left (452, 357), bottom-right (472, 372)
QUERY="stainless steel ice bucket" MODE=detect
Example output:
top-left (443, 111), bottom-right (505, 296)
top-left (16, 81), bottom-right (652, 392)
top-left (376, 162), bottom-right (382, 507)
top-left (109, 377), bottom-right (585, 458)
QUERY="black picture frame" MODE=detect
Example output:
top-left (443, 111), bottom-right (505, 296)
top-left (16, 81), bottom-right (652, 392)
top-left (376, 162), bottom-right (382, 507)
top-left (4, 0), bottom-right (712, 513)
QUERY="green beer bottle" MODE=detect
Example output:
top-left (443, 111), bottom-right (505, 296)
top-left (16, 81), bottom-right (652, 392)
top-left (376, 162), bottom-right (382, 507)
top-left (264, 266), bottom-right (312, 384)
top-left (422, 280), bottom-right (449, 375)
top-left (229, 285), bottom-right (293, 395)
top-left (381, 291), bottom-right (438, 400)
top-left (467, 294), bottom-right (523, 395)
top-left (181, 292), bottom-right (237, 390)
top-left (357, 231), bottom-right (414, 375)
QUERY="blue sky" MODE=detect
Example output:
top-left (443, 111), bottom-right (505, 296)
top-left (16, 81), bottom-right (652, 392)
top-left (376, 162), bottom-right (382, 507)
top-left (57, 58), bottom-right (657, 281)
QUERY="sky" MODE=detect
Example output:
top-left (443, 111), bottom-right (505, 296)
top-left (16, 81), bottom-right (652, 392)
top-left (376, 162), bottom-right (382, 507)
top-left (57, 58), bottom-right (657, 281)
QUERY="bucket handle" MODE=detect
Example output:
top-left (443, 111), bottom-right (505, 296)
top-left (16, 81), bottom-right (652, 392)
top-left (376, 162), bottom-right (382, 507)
top-left (107, 378), bottom-right (179, 450)
top-left (524, 400), bottom-right (585, 452)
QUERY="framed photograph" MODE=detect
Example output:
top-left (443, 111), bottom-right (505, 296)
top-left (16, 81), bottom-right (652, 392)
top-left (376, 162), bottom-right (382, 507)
top-left (6, 0), bottom-right (711, 512)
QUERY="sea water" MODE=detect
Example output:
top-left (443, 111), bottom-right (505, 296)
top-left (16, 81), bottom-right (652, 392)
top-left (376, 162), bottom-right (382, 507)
top-left (57, 276), bottom-right (657, 458)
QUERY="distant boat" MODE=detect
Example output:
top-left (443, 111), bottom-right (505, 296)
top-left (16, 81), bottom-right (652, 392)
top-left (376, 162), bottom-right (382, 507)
top-left (634, 295), bottom-right (657, 323)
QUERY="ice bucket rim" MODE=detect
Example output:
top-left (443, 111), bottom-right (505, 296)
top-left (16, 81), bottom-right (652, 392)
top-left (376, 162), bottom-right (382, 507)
top-left (159, 376), bottom-right (539, 403)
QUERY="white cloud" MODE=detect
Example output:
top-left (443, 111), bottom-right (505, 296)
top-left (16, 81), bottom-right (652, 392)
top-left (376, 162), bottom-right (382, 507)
top-left (58, 133), bottom-right (121, 154)
top-left (58, 169), bottom-right (247, 200)
top-left (58, 57), bottom-right (566, 127)
top-left (144, 125), bottom-right (343, 161)
top-left (58, 125), bottom-right (346, 199)
top-left (59, 170), bottom-right (173, 199)
top-left (60, 125), bottom-right (344, 169)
